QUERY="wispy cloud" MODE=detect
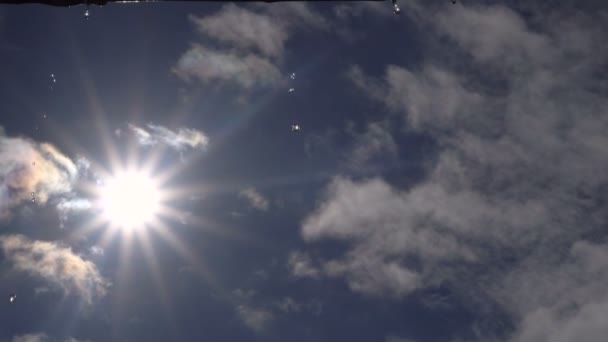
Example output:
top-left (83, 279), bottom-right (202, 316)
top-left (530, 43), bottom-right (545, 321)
top-left (275, 297), bottom-right (323, 315)
top-left (12, 334), bottom-right (49, 342)
top-left (347, 121), bottom-right (398, 171)
top-left (231, 288), bottom-right (273, 332)
top-left (173, 44), bottom-right (282, 89)
top-left (56, 198), bottom-right (92, 228)
top-left (0, 234), bottom-right (109, 305)
top-left (239, 188), bottom-right (269, 211)
top-left (128, 123), bottom-right (209, 151)
top-left (12, 334), bottom-right (89, 342)
top-left (175, 3), bottom-right (327, 91)
top-left (236, 305), bottom-right (273, 332)
top-left (385, 336), bottom-right (416, 342)
top-left (0, 130), bottom-right (78, 219)
top-left (303, 2), bottom-right (608, 340)
top-left (287, 251), bottom-right (320, 279)
top-left (189, 5), bottom-right (288, 58)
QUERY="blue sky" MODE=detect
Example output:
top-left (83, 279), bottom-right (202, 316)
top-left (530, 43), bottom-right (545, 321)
top-left (1, 1), bottom-right (608, 341)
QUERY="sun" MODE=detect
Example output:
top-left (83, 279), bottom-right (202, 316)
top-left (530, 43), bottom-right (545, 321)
top-left (100, 171), bottom-right (160, 229)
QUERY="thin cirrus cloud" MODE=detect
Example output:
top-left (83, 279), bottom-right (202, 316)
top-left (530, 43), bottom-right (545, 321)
top-left (128, 123), bottom-right (209, 151)
top-left (299, 2), bottom-right (608, 340)
top-left (0, 234), bottom-right (109, 305)
top-left (0, 128), bottom-right (78, 219)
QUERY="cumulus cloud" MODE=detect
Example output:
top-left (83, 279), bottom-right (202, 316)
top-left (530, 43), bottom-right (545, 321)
top-left (304, 2), bottom-right (608, 340)
top-left (239, 188), bottom-right (269, 211)
top-left (128, 123), bottom-right (209, 151)
top-left (0, 235), bottom-right (109, 305)
top-left (0, 131), bottom-right (78, 219)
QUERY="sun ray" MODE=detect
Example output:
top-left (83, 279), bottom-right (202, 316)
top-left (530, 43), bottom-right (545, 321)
top-left (135, 229), bottom-right (178, 335)
top-left (149, 221), bottom-right (220, 290)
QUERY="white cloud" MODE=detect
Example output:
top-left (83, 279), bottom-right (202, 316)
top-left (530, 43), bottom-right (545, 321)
top-left (334, 2), bottom-right (390, 20)
top-left (12, 335), bottom-right (89, 342)
top-left (435, 5), bottom-right (552, 68)
top-left (128, 123), bottom-right (209, 151)
top-left (239, 188), bottom-right (269, 211)
top-left (386, 336), bottom-right (416, 342)
top-left (190, 5), bottom-right (288, 58)
top-left (175, 3), bottom-right (328, 91)
top-left (347, 121), bottom-right (398, 170)
top-left (275, 297), bottom-right (322, 315)
top-left (287, 251), bottom-right (319, 279)
top-left (0, 234), bottom-right (109, 305)
top-left (56, 198), bottom-right (92, 228)
top-left (12, 334), bottom-right (49, 342)
top-left (173, 44), bottom-right (281, 89)
top-left (304, 2), bottom-right (608, 340)
top-left (0, 131), bottom-right (78, 219)
top-left (256, 2), bottom-right (330, 31)
top-left (236, 305), bottom-right (273, 332)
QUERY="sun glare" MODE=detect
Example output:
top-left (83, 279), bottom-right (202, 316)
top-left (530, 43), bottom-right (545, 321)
top-left (100, 171), bottom-right (160, 229)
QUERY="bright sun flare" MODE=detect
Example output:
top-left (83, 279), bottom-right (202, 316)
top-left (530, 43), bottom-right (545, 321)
top-left (100, 171), bottom-right (160, 229)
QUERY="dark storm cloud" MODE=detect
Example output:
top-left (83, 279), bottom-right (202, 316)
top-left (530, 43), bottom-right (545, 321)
top-left (0, 129), bottom-right (78, 219)
top-left (0, 234), bottom-right (109, 305)
top-left (299, 2), bottom-right (608, 340)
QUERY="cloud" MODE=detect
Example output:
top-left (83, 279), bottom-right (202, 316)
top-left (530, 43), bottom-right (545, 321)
top-left (0, 235), bottom-right (109, 305)
top-left (0, 131), bottom-right (78, 219)
top-left (287, 251), bottom-right (319, 279)
top-left (239, 188), bottom-right (269, 211)
top-left (128, 123), bottom-right (209, 151)
top-left (56, 198), bottom-right (92, 228)
top-left (231, 288), bottom-right (273, 332)
top-left (173, 44), bottom-right (281, 89)
top-left (275, 297), bottom-right (323, 315)
top-left (386, 336), bottom-right (416, 342)
top-left (333, 2), bottom-right (390, 20)
top-left (255, 2), bottom-right (330, 31)
top-left (304, 2), bottom-right (608, 340)
top-left (236, 305), bottom-right (273, 332)
top-left (189, 5), bottom-right (288, 58)
top-left (12, 335), bottom-right (89, 342)
top-left (175, 3), bottom-right (328, 90)
top-left (12, 334), bottom-right (49, 342)
top-left (347, 121), bottom-right (398, 170)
